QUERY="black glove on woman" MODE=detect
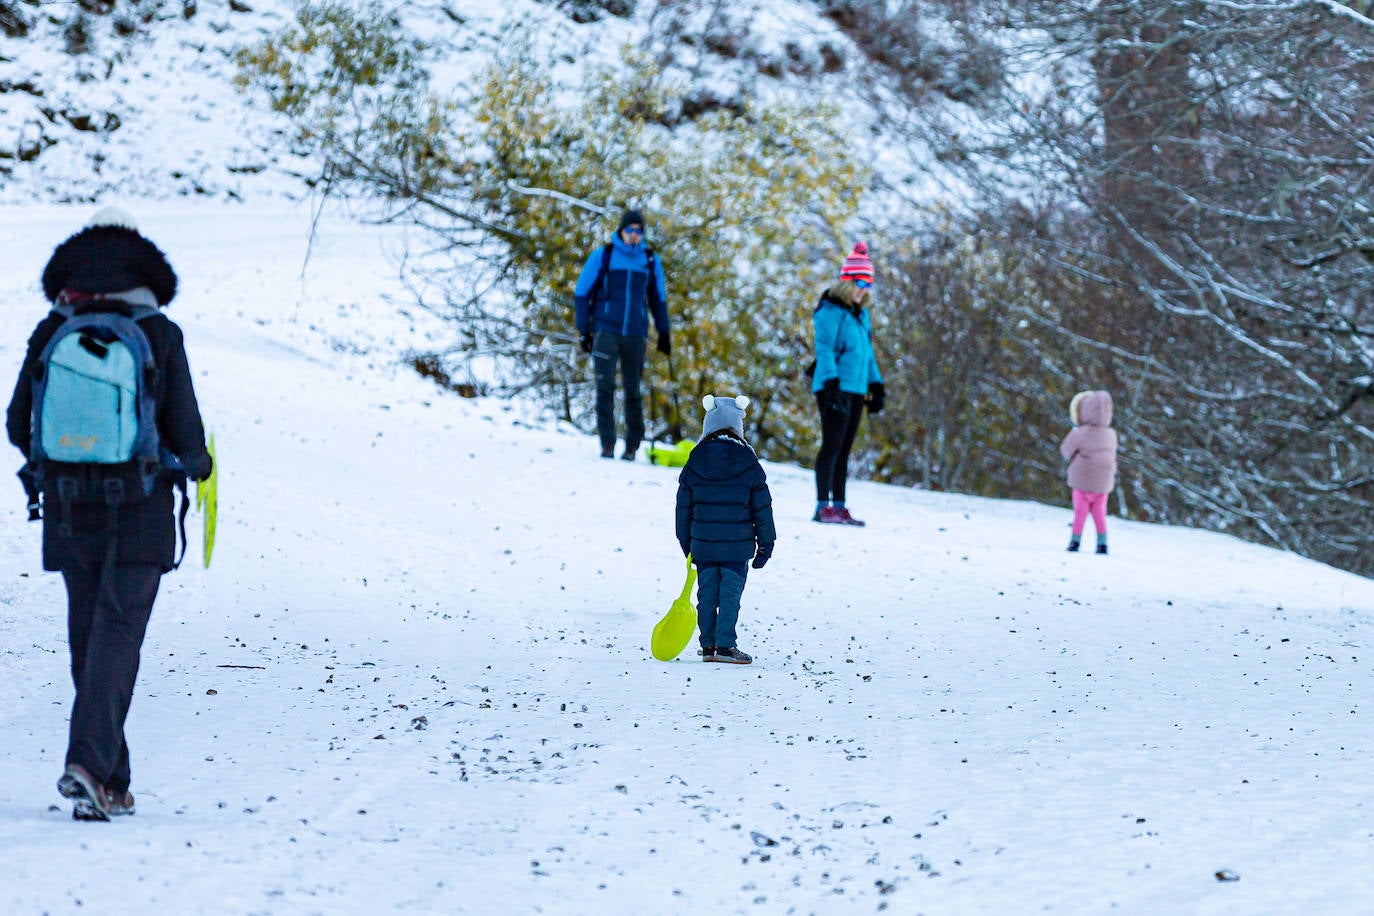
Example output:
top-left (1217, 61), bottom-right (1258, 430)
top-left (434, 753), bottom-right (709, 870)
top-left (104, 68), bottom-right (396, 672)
top-left (866, 382), bottom-right (886, 415)
top-left (819, 378), bottom-right (848, 415)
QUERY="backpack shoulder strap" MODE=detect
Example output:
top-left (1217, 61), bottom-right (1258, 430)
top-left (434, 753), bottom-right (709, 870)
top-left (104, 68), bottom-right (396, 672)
top-left (592, 243), bottom-right (614, 301)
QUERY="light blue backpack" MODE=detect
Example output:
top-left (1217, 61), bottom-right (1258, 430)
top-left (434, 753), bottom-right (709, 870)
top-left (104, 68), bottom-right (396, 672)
top-left (27, 303), bottom-right (164, 508)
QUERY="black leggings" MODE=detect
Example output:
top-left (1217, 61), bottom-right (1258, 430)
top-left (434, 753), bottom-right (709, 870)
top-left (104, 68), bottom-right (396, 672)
top-left (815, 392), bottom-right (866, 503)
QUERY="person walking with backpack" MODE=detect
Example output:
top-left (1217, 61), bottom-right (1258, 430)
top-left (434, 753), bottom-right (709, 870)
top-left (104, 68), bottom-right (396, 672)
top-left (676, 395), bottom-right (776, 665)
top-left (573, 208), bottom-right (671, 461)
top-left (6, 205), bottom-right (213, 821)
top-left (811, 242), bottom-right (884, 526)
top-left (1059, 389), bottom-right (1118, 555)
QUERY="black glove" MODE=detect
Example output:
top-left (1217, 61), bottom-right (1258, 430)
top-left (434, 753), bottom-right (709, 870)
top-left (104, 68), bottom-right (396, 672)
top-left (680, 541), bottom-right (691, 558)
top-left (657, 331), bottom-right (671, 355)
top-left (751, 542), bottom-right (773, 569)
top-left (866, 382), bottom-right (886, 415)
top-left (580, 331), bottom-right (594, 354)
top-left (185, 450), bottom-right (214, 482)
top-left (819, 378), bottom-right (848, 416)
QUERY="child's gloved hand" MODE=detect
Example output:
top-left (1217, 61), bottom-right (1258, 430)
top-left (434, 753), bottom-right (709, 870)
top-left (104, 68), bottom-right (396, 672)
top-left (680, 540), bottom-right (691, 558)
top-left (751, 542), bottom-right (773, 569)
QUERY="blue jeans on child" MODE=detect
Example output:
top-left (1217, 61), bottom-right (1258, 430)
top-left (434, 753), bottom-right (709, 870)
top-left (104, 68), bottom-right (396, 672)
top-left (697, 562), bottom-right (748, 649)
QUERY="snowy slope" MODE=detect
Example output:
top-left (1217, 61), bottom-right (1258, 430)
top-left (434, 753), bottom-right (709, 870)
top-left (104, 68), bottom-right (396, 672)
top-left (2, 201), bottom-right (1373, 914)
top-left (0, 0), bottom-right (951, 210)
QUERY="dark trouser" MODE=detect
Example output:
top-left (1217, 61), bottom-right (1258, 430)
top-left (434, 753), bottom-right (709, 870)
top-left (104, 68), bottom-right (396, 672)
top-left (697, 562), bottom-right (748, 649)
top-left (593, 329), bottom-right (647, 453)
top-left (815, 391), bottom-right (867, 503)
top-left (62, 561), bottom-right (162, 794)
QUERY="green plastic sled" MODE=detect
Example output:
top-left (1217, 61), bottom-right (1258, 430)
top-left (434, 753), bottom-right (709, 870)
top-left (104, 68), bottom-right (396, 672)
top-left (646, 438), bottom-right (695, 468)
top-left (651, 556), bottom-right (698, 661)
top-left (196, 433), bottom-right (218, 568)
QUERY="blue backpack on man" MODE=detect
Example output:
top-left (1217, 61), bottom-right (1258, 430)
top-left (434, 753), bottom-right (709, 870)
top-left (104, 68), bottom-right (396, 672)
top-left (23, 301), bottom-right (169, 513)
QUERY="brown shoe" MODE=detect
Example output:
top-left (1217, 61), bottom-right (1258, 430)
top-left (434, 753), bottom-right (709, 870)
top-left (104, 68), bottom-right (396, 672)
top-left (104, 787), bottom-right (135, 817)
top-left (711, 647), bottom-right (753, 665)
top-left (58, 763), bottom-right (109, 821)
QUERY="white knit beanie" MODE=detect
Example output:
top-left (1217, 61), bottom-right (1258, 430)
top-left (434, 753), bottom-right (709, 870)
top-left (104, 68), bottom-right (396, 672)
top-left (87, 205), bottom-right (138, 231)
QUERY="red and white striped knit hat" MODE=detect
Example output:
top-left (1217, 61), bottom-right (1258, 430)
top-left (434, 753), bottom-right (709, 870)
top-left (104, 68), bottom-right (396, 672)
top-left (838, 241), bottom-right (874, 284)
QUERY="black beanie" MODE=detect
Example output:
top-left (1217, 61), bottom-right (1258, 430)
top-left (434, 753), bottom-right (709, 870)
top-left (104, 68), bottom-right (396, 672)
top-left (619, 209), bottom-right (645, 232)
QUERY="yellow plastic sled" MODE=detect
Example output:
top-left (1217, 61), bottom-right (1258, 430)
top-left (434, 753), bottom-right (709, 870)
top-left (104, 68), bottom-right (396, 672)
top-left (646, 438), bottom-right (695, 468)
top-left (651, 556), bottom-right (698, 661)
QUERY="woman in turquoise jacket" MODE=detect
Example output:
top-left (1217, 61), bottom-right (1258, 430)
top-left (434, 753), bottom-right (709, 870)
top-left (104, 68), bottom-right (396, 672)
top-left (811, 242), bottom-right (884, 526)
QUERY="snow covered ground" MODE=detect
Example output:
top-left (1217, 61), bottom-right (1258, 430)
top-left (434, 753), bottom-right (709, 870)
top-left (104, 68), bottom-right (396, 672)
top-left (2, 202), bottom-right (1374, 914)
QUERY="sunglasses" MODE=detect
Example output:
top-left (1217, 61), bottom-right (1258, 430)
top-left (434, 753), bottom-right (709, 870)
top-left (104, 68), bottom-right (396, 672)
top-left (622, 225), bottom-right (644, 236)
top-left (855, 279), bottom-right (873, 289)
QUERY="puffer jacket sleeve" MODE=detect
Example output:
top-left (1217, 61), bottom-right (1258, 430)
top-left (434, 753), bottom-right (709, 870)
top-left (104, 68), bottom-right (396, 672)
top-left (812, 304), bottom-right (843, 391)
top-left (750, 466), bottom-right (776, 546)
top-left (1059, 427), bottom-right (1081, 462)
top-left (648, 255), bottom-right (669, 336)
top-left (864, 311), bottom-right (884, 386)
top-left (154, 318), bottom-right (212, 481)
top-left (675, 468), bottom-right (694, 550)
top-left (572, 248), bottom-right (603, 335)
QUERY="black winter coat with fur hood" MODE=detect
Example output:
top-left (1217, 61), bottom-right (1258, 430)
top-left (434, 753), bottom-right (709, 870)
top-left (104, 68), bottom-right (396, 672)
top-left (6, 225), bottom-right (211, 572)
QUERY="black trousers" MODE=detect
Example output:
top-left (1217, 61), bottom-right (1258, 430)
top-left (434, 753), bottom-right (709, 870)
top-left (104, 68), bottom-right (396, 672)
top-left (593, 329), bottom-right (647, 453)
top-left (815, 392), bottom-right (867, 503)
top-left (62, 560), bottom-right (162, 794)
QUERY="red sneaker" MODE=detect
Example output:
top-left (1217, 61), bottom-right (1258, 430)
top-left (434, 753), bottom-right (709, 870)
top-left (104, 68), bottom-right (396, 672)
top-left (834, 508), bottom-right (866, 527)
top-left (813, 506), bottom-right (844, 524)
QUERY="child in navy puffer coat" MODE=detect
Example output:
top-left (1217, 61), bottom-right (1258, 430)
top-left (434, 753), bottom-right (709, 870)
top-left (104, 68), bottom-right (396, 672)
top-left (675, 395), bottom-right (776, 665)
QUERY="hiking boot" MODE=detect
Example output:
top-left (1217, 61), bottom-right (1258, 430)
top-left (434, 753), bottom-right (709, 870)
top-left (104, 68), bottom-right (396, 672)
top-left (103, 786), bottom-right (135, 817)
top-left (58, 763), bottom-right (109, 822)
top-left (813, 506), bottom-right (842, 524)
top-left (711, 647), bottom-right (752, 665)
top-left (600, 445), bottom-right (615, 459)
top-left (620, 448), bottom-right (637, 462)
top-left (1066, 539), bottom-right (1081, 552)
top-left (1096, 543), bottom-right (1108, 555)
top-left (834, 508), bottom-right (866, 527)
top-left (700, 646), bottom-right (716, 660)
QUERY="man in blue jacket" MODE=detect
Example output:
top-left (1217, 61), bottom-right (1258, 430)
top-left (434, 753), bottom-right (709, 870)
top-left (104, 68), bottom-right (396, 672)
top-left (573, 209), bottom-right (671, 460)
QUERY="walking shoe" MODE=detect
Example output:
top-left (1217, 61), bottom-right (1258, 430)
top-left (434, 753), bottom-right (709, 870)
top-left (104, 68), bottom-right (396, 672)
top-left (699, 646), bottom-right (716, 660)
top-left (711, 647), bottom-right (752, 665)
top-left (834, 507), bottom-right (866, 527)
top-left (103, 787), bottom-right (135, 817)
top-left (1096, 543), bottom-right (1108, 555)
top-left (813, 506), bottom-right (842, 524)
top-left (600, 445), bottom-right (615, 459)
top-left (58, 763), bottom-right (109, 822)
top-left (1067, 539), bottom-right (1081, 552)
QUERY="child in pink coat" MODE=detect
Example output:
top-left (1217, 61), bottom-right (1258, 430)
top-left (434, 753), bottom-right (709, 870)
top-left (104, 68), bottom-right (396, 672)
top-left (1059, 390), bottom-right (1118, 554)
